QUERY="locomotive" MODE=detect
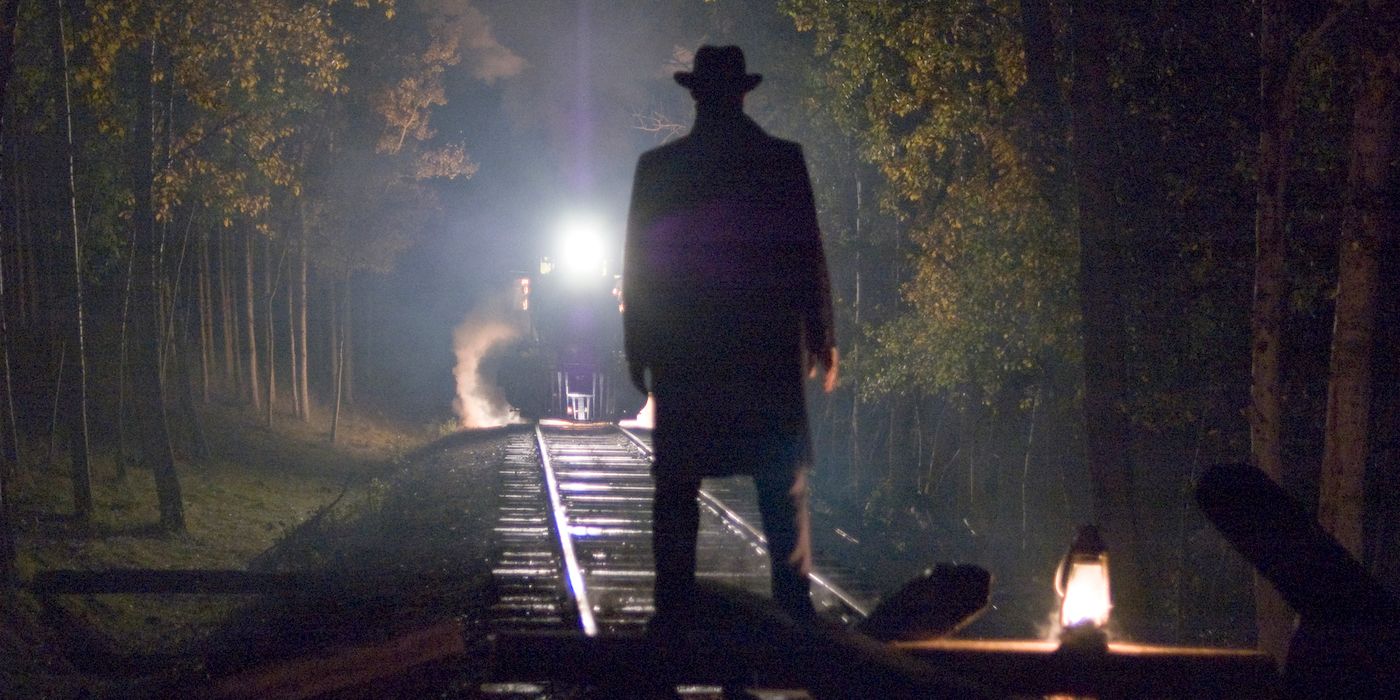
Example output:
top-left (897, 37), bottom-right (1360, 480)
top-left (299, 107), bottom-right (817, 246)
top-left (494, 222), bottom-right (647, 423)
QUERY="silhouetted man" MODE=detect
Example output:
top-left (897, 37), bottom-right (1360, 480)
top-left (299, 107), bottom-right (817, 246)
top-left (623, 45), bottom-right (838, 627)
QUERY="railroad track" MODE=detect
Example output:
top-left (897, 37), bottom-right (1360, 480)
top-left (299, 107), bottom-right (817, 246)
top-left (487, 422), bottom-right (873, 639)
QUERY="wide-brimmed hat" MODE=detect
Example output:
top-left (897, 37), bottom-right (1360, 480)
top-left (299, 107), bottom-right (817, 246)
top-left (674, 45), bottom-right (762, 94)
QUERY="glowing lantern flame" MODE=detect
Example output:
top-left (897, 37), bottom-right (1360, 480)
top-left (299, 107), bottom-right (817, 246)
top-left (1056, 525), bottom-right (1111, 631)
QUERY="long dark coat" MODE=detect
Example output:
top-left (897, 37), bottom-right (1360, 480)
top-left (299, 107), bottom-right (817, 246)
top-left (623, 112), bottom-right (834, 478)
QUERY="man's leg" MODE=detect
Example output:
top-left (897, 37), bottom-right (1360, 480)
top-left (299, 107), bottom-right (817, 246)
top-left (651, 472), bottom-right (701, 623)
top-left (753, 467), bottom-right (814, 620)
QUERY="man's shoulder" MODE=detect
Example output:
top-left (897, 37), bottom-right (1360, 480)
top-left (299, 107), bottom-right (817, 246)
top-left (636, 129), bottom-right (803, 165)
top-left (766, 133), bottom-right (801, 152)
top-left (750, 131), bottom-right (806, 164)
top-left (638, 137), bottom-right (694, 164)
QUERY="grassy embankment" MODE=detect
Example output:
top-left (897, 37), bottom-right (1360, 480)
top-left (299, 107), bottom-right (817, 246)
top-left (2, 404), bottom-right (440, 694)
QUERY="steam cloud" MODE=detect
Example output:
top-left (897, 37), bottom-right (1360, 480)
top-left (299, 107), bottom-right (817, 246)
top-left (451, 314), bottom-right (519, 428)
top-left (419, 0), bottom-right (525, 84)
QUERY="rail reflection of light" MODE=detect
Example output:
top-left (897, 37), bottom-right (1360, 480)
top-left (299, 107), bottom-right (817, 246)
top-left (535, 425), bottom-right (598, 636)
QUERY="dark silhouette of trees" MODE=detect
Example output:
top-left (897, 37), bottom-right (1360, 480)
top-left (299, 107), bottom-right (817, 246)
top-left (774, 0), bottom-right (1398, 643)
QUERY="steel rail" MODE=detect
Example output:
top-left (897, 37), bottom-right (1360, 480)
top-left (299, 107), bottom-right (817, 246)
top-left (616, 425), bottom-right (870, 617)
top-left (535, 424), bottom-right (599, 636)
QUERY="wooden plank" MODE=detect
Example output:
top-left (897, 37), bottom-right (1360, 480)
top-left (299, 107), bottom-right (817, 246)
top-left (1197, 463), bottom-right (1400, 697)
top-left (897, 638), bottom-right (1278, 699)
top-left (492, 583), bottom-right (999, 699)
top-left (1195, 463), bottom-right (1396, 621)
top-left (208, 619), bottom-right (465, 700)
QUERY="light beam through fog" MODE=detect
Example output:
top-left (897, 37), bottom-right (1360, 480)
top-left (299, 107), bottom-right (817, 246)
top-left (451, 312), bottom-right (519, 428)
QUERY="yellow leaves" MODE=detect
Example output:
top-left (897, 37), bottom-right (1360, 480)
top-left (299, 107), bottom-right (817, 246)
top-left (413, 143), bottom-right (478, 181)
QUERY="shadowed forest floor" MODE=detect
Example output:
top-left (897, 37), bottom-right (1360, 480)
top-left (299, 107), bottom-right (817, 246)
top-left (1, 406), bottom-right (511, 697)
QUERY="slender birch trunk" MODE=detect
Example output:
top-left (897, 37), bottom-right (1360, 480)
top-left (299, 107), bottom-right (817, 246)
top-left (0, 0), bottom-right (20, 582)
top-left (342, 277), bottom-right (353, 405)
top-left (0, 176), bottom-right (16, 471)
top-left (286, 241), bottom-right (298, 418)
top-left (329, 274), bottom-right (346, 442)
top-left (244, 231), bottom-right (261, 411)
top-left (297, 233), bottom-right (309, 420)
top-left (56, 0), bottom-right (91, 522)
top-left (198, 229), bottom-right (211, 402)
top-left (264, 236), bottom-right (275, 419)
top-left (220, 231), bottom-right (235, 384)
top-left (327, 275), bottom-right (337, 412)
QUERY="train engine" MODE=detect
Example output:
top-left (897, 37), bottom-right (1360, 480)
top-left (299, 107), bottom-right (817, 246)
top-left (496, 222), bottom-right (646, 423)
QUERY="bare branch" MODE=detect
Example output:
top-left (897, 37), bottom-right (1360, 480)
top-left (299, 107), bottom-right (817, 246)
top-left (630, 110), bottom-right (685, 142)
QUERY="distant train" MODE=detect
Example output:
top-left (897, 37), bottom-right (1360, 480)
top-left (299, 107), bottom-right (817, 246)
top-left (495, 256), bottom-right (647, 423)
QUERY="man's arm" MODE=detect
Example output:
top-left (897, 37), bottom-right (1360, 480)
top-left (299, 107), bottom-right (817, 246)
top-left (790, 146), bottom-right (838, 392)
top-left (622, 153), bottom-right (656, 394)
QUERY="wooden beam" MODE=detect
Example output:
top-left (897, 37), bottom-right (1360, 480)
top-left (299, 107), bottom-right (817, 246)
top-left (208, 619), bottom-right (465, 700)
top-left (492, 583), bottom-right (999, 698)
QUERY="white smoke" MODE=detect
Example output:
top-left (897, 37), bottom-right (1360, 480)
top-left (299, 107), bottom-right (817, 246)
top-left (418, 0), bottom-right (526, 85)
top-left (451, 315), bottom-right (519, 428)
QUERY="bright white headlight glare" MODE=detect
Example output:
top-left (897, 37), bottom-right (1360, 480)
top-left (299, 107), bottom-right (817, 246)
top-left (556, 214), bottom-right (608, 278)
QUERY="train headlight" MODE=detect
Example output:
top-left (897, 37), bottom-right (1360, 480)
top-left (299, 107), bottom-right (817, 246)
top-left (555, 213), bottom-right (609, 280)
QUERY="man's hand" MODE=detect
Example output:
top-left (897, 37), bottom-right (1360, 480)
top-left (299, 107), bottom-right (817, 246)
top-left (629, 361), bottom-right (648, 395)
top-left (808, 346), bottom-right (839, 394)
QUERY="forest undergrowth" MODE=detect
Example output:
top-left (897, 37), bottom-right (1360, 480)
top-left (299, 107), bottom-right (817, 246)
top-left (0, 404), bottom-right (478, 697)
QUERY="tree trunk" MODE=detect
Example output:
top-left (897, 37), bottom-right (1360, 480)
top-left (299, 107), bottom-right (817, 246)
top-left (297, 231), bottom-right (309, 420)
top-left (130, 39), bottom-right (184, 532)
top-left (342, 277), bottom-right (353, 405)
top-left (1319, 0), bottom-right (1398, 559)
top-left (327, 275), bottom-right (337, 412)
top-left (175, 259), bottom-right (208, 460)
top-left (114, 218), bottom-right (135, 480)
top-left (286, 239), bottom-right (298, 419)
top-left (0, 0), bottom-right (20, 583)
top-left (244, 231), bottom-right (261, 411)
top-left (264, 236), bottom-right (275, 418)
top-left (15, 169), bottom-right (33, 326)
top-left (17, 169), bottom-right (36, 327)
top-left (264, 237), bottom-right (275, 427)
top-left (330, 339), bottom-right (343, 444)
top-left (198, 228), bottom-right (211, 403)
top-left (56, 0), bottom-right (91, 523)
top-left (330, 281), bottom-right (345, 444)
top-left (1018, 0), bottom-right (1070, 207)
top-left (220, 230), bottom-right (235, 385)
top-left (1250, 0), bottom-right (1298, 662)
top-left (0, 181), bottom-right (16, 472)
top-left (1069, 0), bottom-right (1147, 631)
